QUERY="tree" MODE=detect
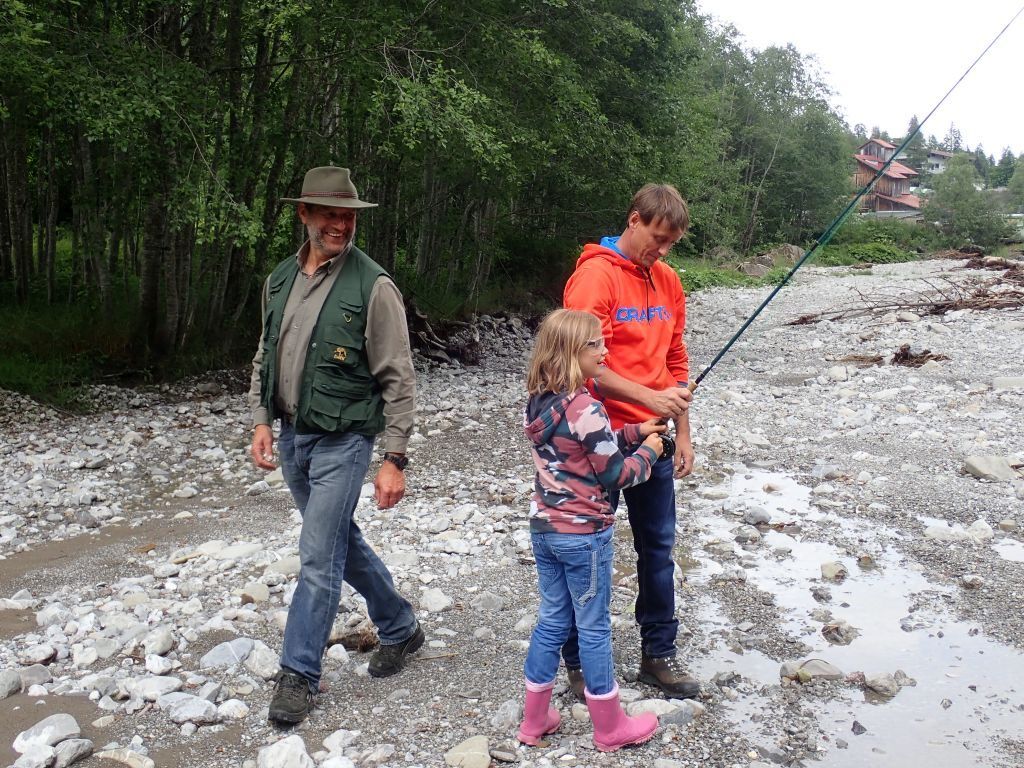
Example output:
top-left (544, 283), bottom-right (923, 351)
top-left (971, 146), bottom-right (992, 186)
top-left (942, 123), bottom-right (964, 152)
top-left (1008, 163), bottom-right (1024, 212)
top-left (901, 115), bottom-right (928, 173)
top-left (923, 156), bottom-right (1010, 246)
top-left (990, 148), bottom-right (1017, 187)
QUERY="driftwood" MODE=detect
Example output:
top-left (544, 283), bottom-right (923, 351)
top-left (891, 344), bottom-right (949, 367)
top-left (405, 297), bottom-right (484, 365)
top-left (790, 274), bottom-right (1024, 326)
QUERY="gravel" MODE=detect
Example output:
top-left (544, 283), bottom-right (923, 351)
top-left (1, 258), bottom-right (1023, 768)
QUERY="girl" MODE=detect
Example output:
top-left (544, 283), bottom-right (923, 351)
top-left (518, 308), bottom-right (664, 752)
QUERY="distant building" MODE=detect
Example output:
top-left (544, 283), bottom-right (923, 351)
top-left (927, 149), bottom-right (953, 174)
top-left (854, 138), bottom-right (921, 215)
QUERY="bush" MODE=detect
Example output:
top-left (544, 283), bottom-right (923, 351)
top-left (816, 241), bottom-right (917, 266)
top-left (828, 216), bottom-right (944, 251)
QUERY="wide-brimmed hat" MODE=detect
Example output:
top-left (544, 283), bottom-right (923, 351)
top-left (281, 166), bottom-right (378, 208)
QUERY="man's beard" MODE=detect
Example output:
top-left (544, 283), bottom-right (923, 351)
top-left (308, 222), bottom-right (353, 257)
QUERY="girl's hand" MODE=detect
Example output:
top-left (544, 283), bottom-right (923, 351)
top-left (638, 419), bottom-right (668, 437)
top-left (643, 432), bottom-right (665, 457)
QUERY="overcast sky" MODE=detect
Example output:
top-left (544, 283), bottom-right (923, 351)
top-left (696, 0), bottom-right (1023, 158)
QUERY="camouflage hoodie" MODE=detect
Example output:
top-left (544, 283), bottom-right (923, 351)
top-left (524, 387), bottom-right (658, 534)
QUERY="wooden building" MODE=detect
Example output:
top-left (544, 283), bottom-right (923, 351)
top-left (853, 138), bottom-right (921, 213)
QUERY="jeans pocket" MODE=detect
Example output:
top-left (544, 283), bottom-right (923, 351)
top-left (548, 536), bottom-right (599, 609)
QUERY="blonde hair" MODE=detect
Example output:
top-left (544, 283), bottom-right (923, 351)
top-left (628, 183), bottom-right (690, 233)
top-left (526, 309), bottom-right (602, 395)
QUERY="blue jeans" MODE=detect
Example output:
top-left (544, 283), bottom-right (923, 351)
top-left (561, 456), bottom-right (679, 665)
top-left (277, 422), bottom-right (417, 688)
top-left (524, 526), bottom-right (615, 696)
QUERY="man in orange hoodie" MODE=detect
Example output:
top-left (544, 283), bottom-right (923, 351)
top-left (562, 183), bottom-right (699, 699)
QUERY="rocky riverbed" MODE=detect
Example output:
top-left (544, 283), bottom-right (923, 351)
top-left (2, 257), bottom-right (1023, 768)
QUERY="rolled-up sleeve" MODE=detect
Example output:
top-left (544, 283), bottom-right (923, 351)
top-left (365, 276), bottom-right (417, 453)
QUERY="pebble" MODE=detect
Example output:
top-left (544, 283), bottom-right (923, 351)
top-left (2, 274), bottom-right (1023, 768)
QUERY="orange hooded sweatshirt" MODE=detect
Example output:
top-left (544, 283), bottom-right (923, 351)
top-left (563, 239), bottom-right (688, 429)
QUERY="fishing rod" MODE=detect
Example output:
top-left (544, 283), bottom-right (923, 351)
top-left (688, 4), bottom-right (1024, 393)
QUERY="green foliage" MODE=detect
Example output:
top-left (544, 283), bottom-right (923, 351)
top-left (668, 257), bottom-right (789, 293)
top-left (1009, 163), bottom-right (1024, 212)
top-left (0, 0), bottom-right (863, 398)
top-left (817, 242), bottom-right (917, 266)
top-left (829, 217), bottom-right (944, 252)
top-left (990, 148), bottom-right (1017, 188)
top-left (0, 295), bottom-right (139, 408)
top-left (923, 156), bottom-right (1012, 247)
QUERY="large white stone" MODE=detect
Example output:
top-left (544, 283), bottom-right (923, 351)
top-left (200, 637), bottom-right (254, 669)
top-left (214, 542), bottom-right (263, 560)
top-left (134, 675), bottom-right (183, 701)
top-left (421, 588), bottom-right (453, 613)
top-left (323, 729), bottom-right (361, 752)
top-left (13, 744), bottom-right (56, 768)
top-left (964, 455), bottom-right (1022, 482)
top-left (2, 668), bottom-right (24, 698)
top-left (444, 736), bottom-right (490, 768)
top-left (243, 640), bottom-right (279, 680)
top-left (14, 713), bottom-right (81, 752)
top-left (264, 556), bottom-right (301, 577)
top-left (217, 699), bottom-right (250, 720)
top-left (168, 695), bottom-right (220, 724)
top-left (257, 735), bottom-right (315, 768)
top-left (142, 626), bottom-right (174, 656)
top-left (93, 748), bottom-right (154, 768)
top-left (52, 738), bottom-right (93, 768)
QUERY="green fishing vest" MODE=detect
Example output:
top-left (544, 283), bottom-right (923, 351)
top-left (259, 247), bottom-right (387, 435)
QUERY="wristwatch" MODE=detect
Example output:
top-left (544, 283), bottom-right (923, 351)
top-left (383, 452), bottom-right (409, 471)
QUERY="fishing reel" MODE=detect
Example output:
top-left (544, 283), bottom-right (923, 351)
top-left (659, 434), bottom-right (676, 460)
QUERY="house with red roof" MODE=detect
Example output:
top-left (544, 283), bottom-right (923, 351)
top-left (854, 138), bottom-right (921, 215)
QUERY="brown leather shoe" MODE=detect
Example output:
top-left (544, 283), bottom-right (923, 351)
top-left (638, 656), bottom-right (700, 699)
top-left (566, 665), bottom-right (586, 701)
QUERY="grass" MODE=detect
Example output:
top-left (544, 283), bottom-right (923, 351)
top-left (0, 291), bottom-right (144, 409)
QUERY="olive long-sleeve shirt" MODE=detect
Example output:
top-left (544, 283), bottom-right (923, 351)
top-left (247, 242), bottom-right (416, 454)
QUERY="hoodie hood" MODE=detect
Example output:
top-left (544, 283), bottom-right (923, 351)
top-left (524, 389), bottom-right (584, 445)
top-left (576, 241), bottom-right (649, 280)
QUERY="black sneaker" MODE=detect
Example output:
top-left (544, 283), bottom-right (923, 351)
top-left (368, 623), bottom-right (425, 678)
top-left (268, 670), bottom-right (315, 724)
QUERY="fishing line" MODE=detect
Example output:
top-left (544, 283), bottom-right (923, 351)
top-left (689, 4), bottom-right (1024, 391)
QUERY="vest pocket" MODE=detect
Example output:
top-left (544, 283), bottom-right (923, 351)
top-left (306, 381), bottom-right (376, 430)
top-left (319, 325), bottom-right (364, 371)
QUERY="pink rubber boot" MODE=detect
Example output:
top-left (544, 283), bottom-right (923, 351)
top-left (586, 683), bottom-right (658, 752)
top-left (517, 678), bottom-right (562, 745)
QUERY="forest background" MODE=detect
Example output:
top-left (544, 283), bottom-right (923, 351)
top-left (1, 0), bottom-right (1022, 404)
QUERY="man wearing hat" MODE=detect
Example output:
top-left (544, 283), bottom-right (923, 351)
top-left (248, 166), bottom-right (422, 725)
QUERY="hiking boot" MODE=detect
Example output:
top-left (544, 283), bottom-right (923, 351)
top-left (368, 623), bottom-right (425, 678)
top-left (638, 656), bottom-right (700, 699)
top-left (566, 665), bottom-right (586, 702)
top-left (268, 670), bottom-right (315, 725)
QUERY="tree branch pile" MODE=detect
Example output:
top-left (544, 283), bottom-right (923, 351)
top-left (789, 273), bottom-right (1024, 326)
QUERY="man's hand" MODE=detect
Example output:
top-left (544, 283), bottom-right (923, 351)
top-left (674, 433), bottom-right (695, 478)
top-left (250, 424), bottom-right (276, 470)
top-left (645, 386), bottom-right (692, 419)
top-left (374, 460), bottom-right (406, 509)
